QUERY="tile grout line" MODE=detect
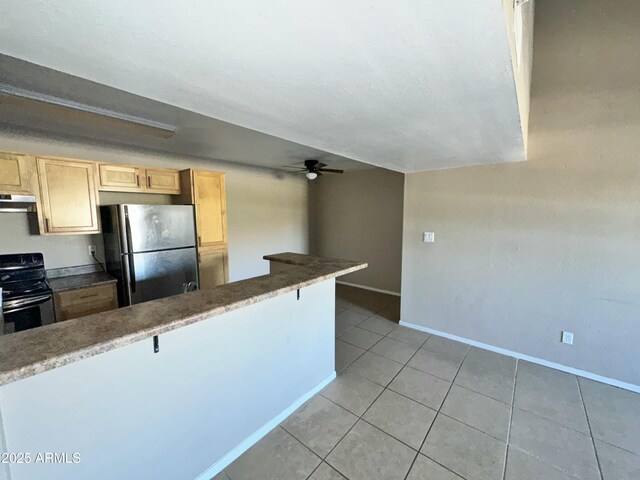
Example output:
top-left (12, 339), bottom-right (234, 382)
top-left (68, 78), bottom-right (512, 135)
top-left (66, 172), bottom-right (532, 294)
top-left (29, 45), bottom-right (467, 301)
top-left (334, 293), bottom-right (522, 479)
top-left (274, 424), bottom-right (324, 470)
top-left (228, 293), bottom-right (396, 480)
top-left (446, 377), bottom-right (513, 406)
top-left (501, 358), bottom-right (519, 480)
top-left (385, 384), bottom-right (441, 412)
top-left (436, 411), bottom-right (509, 444)
top-left (318, 322), bottom-right (429, 479)
top-left (304, 463), bottom-right (322, 480)
top-left (337, 327), bottom-right (387, 351)
top-left (240, 293), bottom-right (389, 480)
top-left (365, 332), bottom-right (437, 480)
top-left (402, 344), bottom-right (472, 480)
top-left (506, 445), bottom-right (586, 480)
top-left (576, 378), bottom-right (605, 480)
top-left (334, 337), bottom-right (367, 374)
top-left (587, 438), bottom-right (640, 458)
top-left (479, 358), bottom-right (605, 439)
top-left (509, 399), bottom-right (604, 438)
top-left (324, 329), bottom-right (429, 412)
top-left (242, 323), bottom-right (519, 479)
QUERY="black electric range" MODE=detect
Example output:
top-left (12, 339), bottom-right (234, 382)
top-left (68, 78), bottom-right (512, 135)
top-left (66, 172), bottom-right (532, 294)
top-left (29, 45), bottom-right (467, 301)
top-left (0, 253), bottom-right (55, 334)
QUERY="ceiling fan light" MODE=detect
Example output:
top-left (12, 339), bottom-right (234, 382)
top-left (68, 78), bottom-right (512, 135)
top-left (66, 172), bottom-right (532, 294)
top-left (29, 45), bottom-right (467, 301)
top-left (305, 172), bottom-right (318, 180)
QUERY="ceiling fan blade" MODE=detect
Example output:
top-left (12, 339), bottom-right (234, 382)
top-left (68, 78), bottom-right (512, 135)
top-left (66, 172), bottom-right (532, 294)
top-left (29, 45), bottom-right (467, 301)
top-left (317, 168), bottom-right (344, 174)
top-left (286, 170), bottom-right (307, 175)
top-left (316, 162), bottom-right (328, 169)
top-left (282, 165), bottom-right (307, 170)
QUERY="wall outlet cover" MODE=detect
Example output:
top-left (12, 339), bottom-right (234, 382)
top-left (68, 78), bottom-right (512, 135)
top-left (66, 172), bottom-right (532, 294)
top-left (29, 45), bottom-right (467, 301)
top-left (561, 331), bottom-right (574, 345)
top-left (423, 232), bottom-right (435, 243)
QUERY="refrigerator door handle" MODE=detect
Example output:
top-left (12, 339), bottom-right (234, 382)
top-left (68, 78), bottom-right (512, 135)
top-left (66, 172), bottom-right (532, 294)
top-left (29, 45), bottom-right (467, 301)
top-left (0, 287), bottom-right (4, 334)
top-left (124, 207), bottom-right (137, 293)
top-left (128, 255), bottom-right (136, 293)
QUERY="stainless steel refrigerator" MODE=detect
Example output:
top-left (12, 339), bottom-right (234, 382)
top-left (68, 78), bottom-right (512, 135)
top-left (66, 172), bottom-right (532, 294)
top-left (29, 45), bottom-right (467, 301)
top-left (101, 204), bottom-right (199, 307)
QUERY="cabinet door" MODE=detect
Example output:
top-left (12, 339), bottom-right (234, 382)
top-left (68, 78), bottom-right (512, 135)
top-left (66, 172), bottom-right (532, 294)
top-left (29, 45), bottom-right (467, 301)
top-left (193, 171), bottom-right (227, 248)
top-left (37, 157), bottom-right (100, 234)
top-left (145, 168), bottom-right (181, 194)
top-left (198, 248), bottom-right (228, 288)
top-left (0, 152), bottom-right (32, 194)
top-left (98, 163), bottom-right (144, 192)
top-left (54, 283), bottom-right (118, 321)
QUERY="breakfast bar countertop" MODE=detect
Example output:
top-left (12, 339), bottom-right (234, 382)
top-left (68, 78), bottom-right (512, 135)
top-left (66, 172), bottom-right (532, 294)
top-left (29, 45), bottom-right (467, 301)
top-left (0, 253), bottom-right (366, 387)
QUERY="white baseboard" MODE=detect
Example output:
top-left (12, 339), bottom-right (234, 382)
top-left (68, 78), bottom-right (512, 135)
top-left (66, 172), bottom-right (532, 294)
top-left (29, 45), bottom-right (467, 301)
top-left (336, 280), bottom-right (400, 297)
top-left (400, 321), bottom-right (640, 394)
top-left (195, 372), bottom-right (337, 480)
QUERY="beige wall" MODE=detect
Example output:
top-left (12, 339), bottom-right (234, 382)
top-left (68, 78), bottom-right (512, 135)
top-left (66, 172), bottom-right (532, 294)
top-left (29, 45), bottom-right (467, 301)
top-left (0, 213), bottom-right (104, 269)
top-left (309, 168), bottom-right (404, 294)
top-left (0, 131), bottom-right (309, 281)
top-left (401, 0), bottom-right (640, 387)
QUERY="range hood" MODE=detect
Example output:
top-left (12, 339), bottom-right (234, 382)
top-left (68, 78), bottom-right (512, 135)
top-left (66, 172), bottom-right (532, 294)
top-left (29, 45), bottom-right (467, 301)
top-left (0, 194), bottom-right (37, 213)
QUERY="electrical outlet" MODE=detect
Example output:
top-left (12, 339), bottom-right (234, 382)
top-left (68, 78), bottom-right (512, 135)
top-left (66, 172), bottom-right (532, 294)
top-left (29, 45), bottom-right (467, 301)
top-left (561, 331), bottom-right (574, 345)
top-left (88, 245), bottom-right (97, 255)
top-left (423, 232), bottom-right (435, 243)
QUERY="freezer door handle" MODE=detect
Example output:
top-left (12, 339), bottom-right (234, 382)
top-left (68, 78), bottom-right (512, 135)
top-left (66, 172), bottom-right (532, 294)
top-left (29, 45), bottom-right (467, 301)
top-left (0, 287), bottom-right (4, 332)
top-left (124, 206), bottom-right (136, 293)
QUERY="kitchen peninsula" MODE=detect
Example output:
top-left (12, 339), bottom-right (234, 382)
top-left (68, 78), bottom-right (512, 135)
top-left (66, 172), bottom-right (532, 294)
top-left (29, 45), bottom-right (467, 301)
top-left (0, 253), bottom-right (366, 480)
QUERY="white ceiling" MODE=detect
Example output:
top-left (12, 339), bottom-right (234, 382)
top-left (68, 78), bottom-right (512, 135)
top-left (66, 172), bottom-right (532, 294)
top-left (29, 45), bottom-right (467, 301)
top-left (0, 0), bottom-right (525, 173)
top-left (0, 55), bottom-right (367, 171)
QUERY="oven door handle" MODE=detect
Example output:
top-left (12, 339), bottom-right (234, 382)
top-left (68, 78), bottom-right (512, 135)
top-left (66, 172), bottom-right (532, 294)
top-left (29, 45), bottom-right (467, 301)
top-left (3, 294), bottom-right (52, 314)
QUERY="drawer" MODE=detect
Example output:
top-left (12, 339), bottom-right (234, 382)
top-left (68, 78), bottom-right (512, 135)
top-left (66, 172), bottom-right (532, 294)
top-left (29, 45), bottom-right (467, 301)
top-left (54, 283), bottom-right (118, 321)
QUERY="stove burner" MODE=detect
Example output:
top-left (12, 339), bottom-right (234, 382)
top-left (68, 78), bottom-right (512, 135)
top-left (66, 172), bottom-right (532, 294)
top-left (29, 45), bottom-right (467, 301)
top-left (0, 253), bottom-right (51, 301)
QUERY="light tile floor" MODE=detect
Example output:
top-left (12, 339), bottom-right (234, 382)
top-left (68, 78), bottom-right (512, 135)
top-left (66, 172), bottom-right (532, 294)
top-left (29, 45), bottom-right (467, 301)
top-left (216, 285), bottom-right (640, 480)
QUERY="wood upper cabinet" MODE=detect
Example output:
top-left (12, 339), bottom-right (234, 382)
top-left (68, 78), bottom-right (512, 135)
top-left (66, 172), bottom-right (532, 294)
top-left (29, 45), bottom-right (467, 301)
top-left (37, 157), bottom-right (101, 234)
top-left (175, 169), bottom-right (229, 287)
top-left (145, 168), bottom-right (181, 194)
top-left (193, 170), bottom-right (227, 248)
top-left (98, 163), bottom-right (145, 192)
top-left (98, 163), bottom-right (181, 194)
top-left (198, 247), bottom-right (229, 289)
top-left (0, 153), bottom-right (33, 194)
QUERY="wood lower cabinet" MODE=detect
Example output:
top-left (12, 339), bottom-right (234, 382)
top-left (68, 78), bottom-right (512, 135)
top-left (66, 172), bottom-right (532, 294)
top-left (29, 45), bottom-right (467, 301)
top-left (37, 157), bottom-right (101, 234)
top-left (198, 248), bottom-right (229, 289)
top-left (54, 283), bottom-right (118, 321)
top-left (0, 152), bottom-right (33, 194)
top-left (98, 163), bottom-right (145, 192)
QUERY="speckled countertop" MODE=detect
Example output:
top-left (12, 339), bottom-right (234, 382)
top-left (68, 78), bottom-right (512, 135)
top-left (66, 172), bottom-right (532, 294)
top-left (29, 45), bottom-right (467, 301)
top-left (0, 253), bottom-right (366, 386)
top-left (264, 252), bottom-right (342, 266)
top-left (48, 272), bottom-right (116, 293)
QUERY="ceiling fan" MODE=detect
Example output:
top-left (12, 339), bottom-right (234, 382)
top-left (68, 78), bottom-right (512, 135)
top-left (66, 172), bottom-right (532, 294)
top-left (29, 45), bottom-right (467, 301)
top-left (283, 159), bottom-right (344, 180)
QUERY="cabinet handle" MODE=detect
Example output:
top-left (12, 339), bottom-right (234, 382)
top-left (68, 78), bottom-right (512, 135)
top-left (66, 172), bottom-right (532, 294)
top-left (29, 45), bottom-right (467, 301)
top-left (136, 174), bottom-right (140, 187)
top-left (198, 235), bottom-right (202, 246)
top-left (147, 176), bottom-right (151, 188)
top-left (44, 218), bottom-right (50, 232)
top-left (78, 293), bottom-right (100, 299)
